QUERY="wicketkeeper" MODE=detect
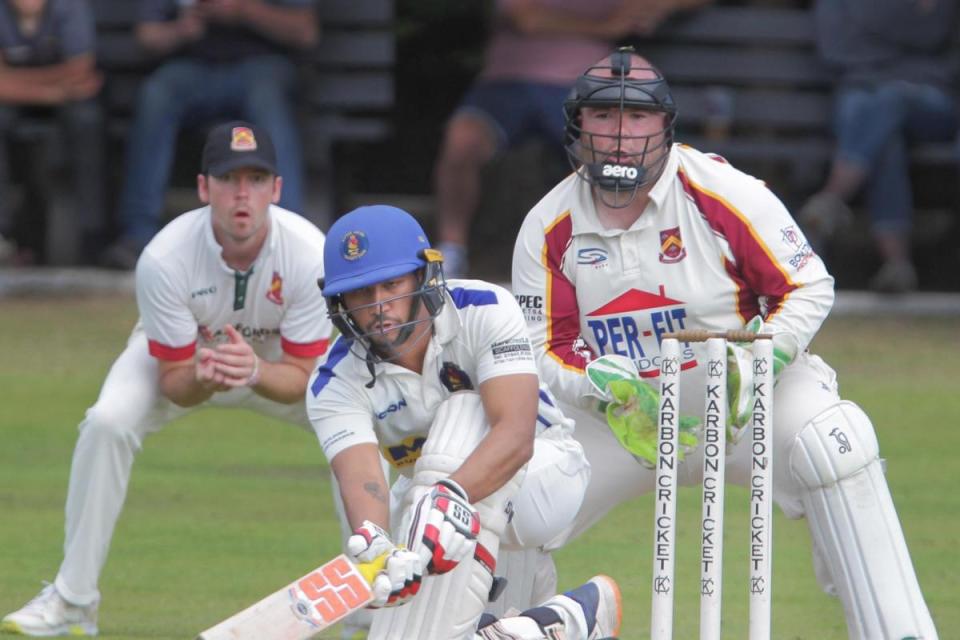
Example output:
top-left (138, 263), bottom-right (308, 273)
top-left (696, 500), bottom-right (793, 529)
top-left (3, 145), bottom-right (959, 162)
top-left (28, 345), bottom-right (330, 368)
top-left (510, 46), bottom-right (939, 639)
top-left (308, 205), bottom-right (615, 639)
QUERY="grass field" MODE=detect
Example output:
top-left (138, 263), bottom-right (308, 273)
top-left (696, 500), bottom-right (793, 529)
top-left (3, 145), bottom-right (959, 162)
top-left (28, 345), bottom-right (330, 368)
top-left (0, 295), bottom-right (957, 639)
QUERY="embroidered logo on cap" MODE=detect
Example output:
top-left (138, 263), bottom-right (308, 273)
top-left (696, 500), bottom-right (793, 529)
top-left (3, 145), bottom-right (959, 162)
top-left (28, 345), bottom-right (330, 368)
top-left (231, 127), bottom-right (257, 151)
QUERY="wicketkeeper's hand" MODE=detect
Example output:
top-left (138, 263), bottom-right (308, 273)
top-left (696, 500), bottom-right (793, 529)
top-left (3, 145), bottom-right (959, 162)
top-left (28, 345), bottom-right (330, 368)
top-left (726, 315), bottom-right (798, 439)
top-left (405, 479), bottom-right (480, 575)
top-left (347, 520), bottom-right (422, 608)
top-left (587, 354), bottom-right (700, 467)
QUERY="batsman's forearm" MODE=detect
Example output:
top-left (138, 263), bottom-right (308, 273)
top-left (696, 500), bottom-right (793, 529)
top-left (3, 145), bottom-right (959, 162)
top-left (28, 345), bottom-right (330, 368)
top-left (331, 444), bottom-right (391, 530)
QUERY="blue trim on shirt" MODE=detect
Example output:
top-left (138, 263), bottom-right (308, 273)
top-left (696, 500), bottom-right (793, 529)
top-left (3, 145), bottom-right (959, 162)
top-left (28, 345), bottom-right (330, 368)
top-left (310, 337), bottom-right (352, 397)
top-left (538, 389), bottom-right (555, 406)
top-left (536, 414), bottom-right (552, 428)
top-left (449, 287), bottom-right (497, 309)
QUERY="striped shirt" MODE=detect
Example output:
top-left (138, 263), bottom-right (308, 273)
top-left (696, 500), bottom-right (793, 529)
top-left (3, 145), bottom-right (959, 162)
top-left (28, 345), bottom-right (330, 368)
top-left (512, 143), bottom-right (834, 408)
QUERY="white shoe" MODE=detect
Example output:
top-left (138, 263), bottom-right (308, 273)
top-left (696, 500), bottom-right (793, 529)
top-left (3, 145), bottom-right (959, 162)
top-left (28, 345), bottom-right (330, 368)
top-left (584, 575), bottom-right (622, 639)
top-left (1, 584), bottom-right (98, 636)
top-left (557, 574), bottom-right (622, 639)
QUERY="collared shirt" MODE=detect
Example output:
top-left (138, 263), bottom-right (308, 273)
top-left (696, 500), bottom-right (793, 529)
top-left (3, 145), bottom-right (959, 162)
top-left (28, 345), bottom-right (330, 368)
top-left (307, 280), bottom-right (570, 475)
top-left (135, 204), bottom-right (331, 362)
top-left (512, 143), bottom-right (835, 408)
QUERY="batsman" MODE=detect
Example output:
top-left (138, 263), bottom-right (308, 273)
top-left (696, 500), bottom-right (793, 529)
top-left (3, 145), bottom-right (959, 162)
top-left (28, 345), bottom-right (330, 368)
top-left (308, 205), bottom-right (619, 640)
top-left (511, 47), bottom-right (939, 638)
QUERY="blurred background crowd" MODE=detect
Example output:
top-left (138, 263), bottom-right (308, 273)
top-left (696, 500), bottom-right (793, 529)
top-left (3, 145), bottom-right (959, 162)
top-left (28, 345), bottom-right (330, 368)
top-left (0, 0), bottom-right (957, 293)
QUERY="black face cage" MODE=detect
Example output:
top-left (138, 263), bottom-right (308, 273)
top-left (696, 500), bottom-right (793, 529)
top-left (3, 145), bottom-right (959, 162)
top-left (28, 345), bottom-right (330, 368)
top-left (323, 255), bottom-right (446, 366)
top-left (563, 47), bottom-right (678, 207)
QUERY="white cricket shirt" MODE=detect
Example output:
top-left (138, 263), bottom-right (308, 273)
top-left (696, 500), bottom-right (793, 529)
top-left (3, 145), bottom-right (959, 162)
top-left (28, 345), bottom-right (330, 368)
top-left (307, 280), bottom-right (571, 474)
top-left (512, 143), bottom-right (835, 407)
top-left (135, 204), bottom-right (331, 362)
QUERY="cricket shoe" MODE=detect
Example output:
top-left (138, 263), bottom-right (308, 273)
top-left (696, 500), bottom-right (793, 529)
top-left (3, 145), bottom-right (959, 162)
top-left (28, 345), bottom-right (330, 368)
top-left (1, 584), bottom-right (98, 636)
top-left (567, 575), bottom-right (622, 639)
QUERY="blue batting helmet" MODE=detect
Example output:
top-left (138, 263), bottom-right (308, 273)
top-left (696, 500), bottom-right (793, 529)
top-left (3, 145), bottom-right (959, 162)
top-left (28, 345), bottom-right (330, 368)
top-left (322, 205), bottom-right (435, 297)
top-left (319, 205), bottom-right (446, 366)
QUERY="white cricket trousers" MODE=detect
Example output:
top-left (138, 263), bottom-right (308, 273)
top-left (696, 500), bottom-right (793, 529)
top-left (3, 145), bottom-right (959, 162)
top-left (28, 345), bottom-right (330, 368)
top-left (54, 329), bottom-right (312, 606)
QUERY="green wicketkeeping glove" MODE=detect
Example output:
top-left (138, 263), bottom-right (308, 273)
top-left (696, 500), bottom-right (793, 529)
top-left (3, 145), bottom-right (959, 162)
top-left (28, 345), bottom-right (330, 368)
top-left (586, 354), bottom-right (700, 467)
top-left (726, 315), bottom-right (799, 439)
top-left (605, 378), bottom-right (700, 467)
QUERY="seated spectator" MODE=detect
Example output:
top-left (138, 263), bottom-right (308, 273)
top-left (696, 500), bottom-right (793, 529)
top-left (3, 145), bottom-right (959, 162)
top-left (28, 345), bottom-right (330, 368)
top-left (102, 0), bottom-right (318, 270)
top-left (798, 0), bottom-right (959, 293)
top-left (0, 0), bottom-right (104, 265)
top-left (432, 0), bottom-right (711, 278)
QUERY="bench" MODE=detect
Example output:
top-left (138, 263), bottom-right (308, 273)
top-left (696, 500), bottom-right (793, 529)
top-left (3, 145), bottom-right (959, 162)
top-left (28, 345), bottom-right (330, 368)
top-left (19, 0), bottom-right (395, 264)
top-left (631, 4), bottom-right (959, 288)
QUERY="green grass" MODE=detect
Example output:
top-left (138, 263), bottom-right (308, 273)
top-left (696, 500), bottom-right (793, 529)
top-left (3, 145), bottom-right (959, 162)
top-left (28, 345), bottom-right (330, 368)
top-left (1, 297), bottom-right (957, 639)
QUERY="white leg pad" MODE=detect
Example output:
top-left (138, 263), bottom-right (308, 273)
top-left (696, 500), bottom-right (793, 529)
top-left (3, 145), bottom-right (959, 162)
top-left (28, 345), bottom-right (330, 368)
top-left (369, 526), bottom-right (499, 639)
top-left (484, 548), bottom-right (557, 617)
top-left (790, 401), bottom-right (938, 640)
top-left (372, 392), bottom-right (525, 639)
top-left (475, 615), bottom-right (549, 640)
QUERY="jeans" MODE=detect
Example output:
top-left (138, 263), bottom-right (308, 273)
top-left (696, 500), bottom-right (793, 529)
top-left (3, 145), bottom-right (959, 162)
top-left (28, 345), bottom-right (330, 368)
top-left (116, 55), bottom-right (304, 247)
top-left (834, 81), bottom-right (958, 234)
top-left (0, 100), bottom-right (105, 239)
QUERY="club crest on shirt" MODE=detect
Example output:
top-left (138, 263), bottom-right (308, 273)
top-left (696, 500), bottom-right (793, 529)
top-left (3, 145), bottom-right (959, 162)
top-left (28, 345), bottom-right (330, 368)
top-left (341, 231), bottom-right (368, 261)
top-left (658, 226), bottom-right (687, 264)
top-left (439, 361), bottom-right (473, 392)
top-left (266, 271), bottom-right (284, 305)
top-left (231, 126), bottom-right (257, 151)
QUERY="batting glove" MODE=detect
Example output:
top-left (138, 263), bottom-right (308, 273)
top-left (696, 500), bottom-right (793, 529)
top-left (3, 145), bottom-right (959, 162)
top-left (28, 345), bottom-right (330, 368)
top-left (406, 479), bottom-right (480, 575)
top-left (347, 520), bottom-right (422, 608)
top-left (587, 354), bottom-right (699, 467)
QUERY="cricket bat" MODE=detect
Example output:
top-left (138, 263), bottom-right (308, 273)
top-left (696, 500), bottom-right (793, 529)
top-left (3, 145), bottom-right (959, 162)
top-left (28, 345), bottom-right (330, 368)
top-left (197, 554), bottom-right (384, 640)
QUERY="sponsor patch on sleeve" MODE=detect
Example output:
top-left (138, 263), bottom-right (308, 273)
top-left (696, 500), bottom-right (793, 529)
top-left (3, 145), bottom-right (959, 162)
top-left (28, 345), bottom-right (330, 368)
top-left (491, 338), bottom-right (534, 363)
top-left (514, 293), bottom-right (544, 323)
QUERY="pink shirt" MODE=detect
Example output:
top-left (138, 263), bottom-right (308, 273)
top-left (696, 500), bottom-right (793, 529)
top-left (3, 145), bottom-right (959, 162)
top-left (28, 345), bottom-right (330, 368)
top-left (480, 0), bottom-right (622, 85)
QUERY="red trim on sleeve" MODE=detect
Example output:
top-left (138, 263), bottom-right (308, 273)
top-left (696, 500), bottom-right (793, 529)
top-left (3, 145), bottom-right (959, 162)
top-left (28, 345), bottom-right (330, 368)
top-left (281, 336), bottom-right (330, 358)
top-left (542, 211), bottom-right (592, 372)
top-left (148, 339), bottom-right (196, 361)
top-left (722, 256), bottom-right (760, 325)
top-left (678, 169), bottom-right (798, 311)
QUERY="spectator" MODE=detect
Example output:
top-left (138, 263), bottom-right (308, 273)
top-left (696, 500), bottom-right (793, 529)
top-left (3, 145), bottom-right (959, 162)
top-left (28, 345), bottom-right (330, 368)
top-left (101, 0), bottom-right (318, 270)
top-left (433, 0), bottom-right (711, 278)
top-left (798, 0), bottom-right (959, 293)
top-left (0, 0), bottom-right (104, 264)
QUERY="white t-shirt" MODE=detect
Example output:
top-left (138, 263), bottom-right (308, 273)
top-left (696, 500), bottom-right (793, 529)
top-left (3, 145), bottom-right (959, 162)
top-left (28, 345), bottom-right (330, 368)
top-left (135, 204), bottom-right (331, 362)
top-left (512, 143), bottom-right (836, 408)
top-left (307, 280), bottom-right (571, 475)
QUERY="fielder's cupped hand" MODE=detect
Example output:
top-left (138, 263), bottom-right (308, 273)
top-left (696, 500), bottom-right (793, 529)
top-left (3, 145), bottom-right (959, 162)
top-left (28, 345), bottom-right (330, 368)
top-left (347, 520), bottom-right (422, 608)
top-left (406, 479), bottom-right (480, 575)
top-left (209, 324), bottom-right (260, 388)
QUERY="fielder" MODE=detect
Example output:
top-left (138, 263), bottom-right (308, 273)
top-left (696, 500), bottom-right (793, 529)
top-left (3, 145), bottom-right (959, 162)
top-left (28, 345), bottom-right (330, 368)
top-left (511, 47), bottom-right (939, 639)
top-left (307, 205), bottom-right (607, 639)
top-left (2, 122), bottom-right (332, 637)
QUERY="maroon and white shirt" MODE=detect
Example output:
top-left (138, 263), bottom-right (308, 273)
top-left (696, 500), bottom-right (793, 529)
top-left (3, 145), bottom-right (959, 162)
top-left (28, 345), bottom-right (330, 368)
top-left (512, 143), bottom-right (835, 408)
top-left (135, 205), bottom-right (331, 363)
